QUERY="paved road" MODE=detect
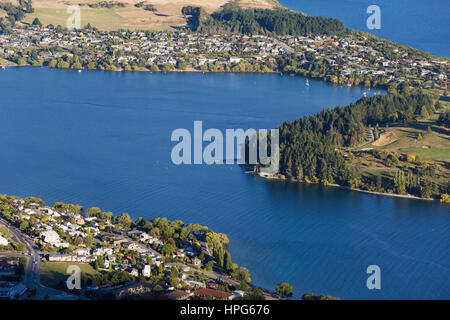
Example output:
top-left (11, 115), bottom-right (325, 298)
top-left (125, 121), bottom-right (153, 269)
top-left (273, 38), bottom-right (295, 54)
top-left (0, 218), bottom-right (64, 299)
top-left (347, 127), bottom-right (374, 150)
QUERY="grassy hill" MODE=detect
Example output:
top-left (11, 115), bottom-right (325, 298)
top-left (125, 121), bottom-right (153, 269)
top-left (21, 0), bottom-right (280, 31)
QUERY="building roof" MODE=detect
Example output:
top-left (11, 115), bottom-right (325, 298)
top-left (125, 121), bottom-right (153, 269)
top-left (164, 290), bottom-right (191, 300)
top-left (193, 288), bottom-right (233, 300)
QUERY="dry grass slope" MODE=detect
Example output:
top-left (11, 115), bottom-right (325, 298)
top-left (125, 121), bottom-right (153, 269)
top-left (21, 0), bottom-right (278, 30)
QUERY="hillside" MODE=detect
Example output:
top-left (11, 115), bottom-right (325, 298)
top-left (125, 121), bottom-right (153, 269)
top-left (20, 0), bottom-right (280, 30)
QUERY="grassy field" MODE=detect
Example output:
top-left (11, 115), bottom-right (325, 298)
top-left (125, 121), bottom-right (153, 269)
top-left (346, 92), bottom-right (450, 196)
top-left (40, 262), bottom-right (99, 289)
top-left (361, 97), bottom-right (450, 162)
top-left (22, 0), bottom-right (277, 31)
top-left (24, 8), bottom-right (129, 31)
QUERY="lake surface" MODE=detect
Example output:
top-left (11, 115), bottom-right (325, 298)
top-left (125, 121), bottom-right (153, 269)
top-left (1, 67), bottom-right (449, 299)
top-left (280, 0), bottom-right (450, 57)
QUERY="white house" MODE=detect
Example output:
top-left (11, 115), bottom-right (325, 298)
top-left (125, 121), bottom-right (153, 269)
top-left (93, 247), bottom-right (113, 256)
top-left (0, 235), bottom-right (8, 246)
top-left (139, 232), bottom-right (151, 242)
top-left (56, 241), bottom-right (70, 249)
top-left (129, 268), bottom-right (139, 277)
top-left (229, 57), bottom-right (242, 64)
top-left (40, 230), bottom-right (60, 245)
top-left (143, 265), bottom-right (151, 277)
top-left (73, 248), bottom-right (91, 256)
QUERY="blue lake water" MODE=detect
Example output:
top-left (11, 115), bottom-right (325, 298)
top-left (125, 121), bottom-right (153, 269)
top-left (0, 67), bottom-right (449, 299)
top-left (280, 0), bottom-right (450, 57)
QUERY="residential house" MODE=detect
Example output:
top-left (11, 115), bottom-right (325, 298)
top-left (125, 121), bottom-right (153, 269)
top-left (40, 230), bottom-right (60, 245)
top-left (164, 290), bottom-right (193, 300)
top-left (73, 248), bottom-right (91, 256)
top-left (142, 265), bottom-right (151, 278)
top-left (0, 236), bottom-right (8, 246)
top-left (193, 288), bottom-right (234, 300)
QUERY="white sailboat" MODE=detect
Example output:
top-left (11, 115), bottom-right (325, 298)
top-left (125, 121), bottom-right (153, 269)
top-left (305, 79), bottom-right (309, 87)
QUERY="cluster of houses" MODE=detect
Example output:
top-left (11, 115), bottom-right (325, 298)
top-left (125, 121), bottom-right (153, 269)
top-left (284, 34), bottom-right (448, 87)
top-left (0, 197), bottom-right (250, 300)
top-left (0, 25), bottom-right (447, 88)
top-left (0, 26), bottom-right (289, 69)
top-left (87, 280), bottom-right (245, 300)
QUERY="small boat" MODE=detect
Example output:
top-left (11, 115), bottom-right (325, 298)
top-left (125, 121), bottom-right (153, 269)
top-left (305, 79), bottom-right (309, 86)
top-left (363, 92), bottom-right (367, 97)
top-left (78, 70), bottom-right (82, 73)
top-left (0, 66), bottom-right (5, 70)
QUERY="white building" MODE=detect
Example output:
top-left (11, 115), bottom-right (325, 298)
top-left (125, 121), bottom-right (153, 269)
top-left (129, 268), bottom-right (139, 277)
top-left (0, 236), bottom-right (8, 246)
top-left (229, 57), bottom-right (242, 64)
top-left (93, 247), bottom-right (113, 256)
top-left (40, 230), bottom-right (60, 245)
top-left (143, 265), bottom-right (151, 277)
top-left (73, 248), bottom-right (91, 256)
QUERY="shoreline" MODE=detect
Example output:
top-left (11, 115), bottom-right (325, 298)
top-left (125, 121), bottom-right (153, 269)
top-left (252, 172), bottom-right (436, 201)
top-left (1, 65), bottom-right (388, 92)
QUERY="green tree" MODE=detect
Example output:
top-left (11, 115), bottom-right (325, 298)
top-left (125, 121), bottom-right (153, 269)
top-left (87, 207), bottom-right (101, 217)
top-left (394, 170), bottom-right (406, 194)
top-left (85, 235), bottom-right (94, 247)
top-left (276, 282), bottom-right (293, 297)
top-left (31, 17), bottom-right (41, 26)
top-left (74, 236), bottom-right (83, 246)
top-left (19, 221), bottom-right (29, 231)
top-left (116, 213), bottom-right (132, 228)
top-left (374, 124), bottom-right (380, 140)
top-left (224, 251), bottom-right (232, 272)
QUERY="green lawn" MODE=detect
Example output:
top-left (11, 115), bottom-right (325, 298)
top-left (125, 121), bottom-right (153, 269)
top-left (0, 226), bottom-right (11, 238)
top-left (401, 146), bottom-right (450, 161)
top-left (40, 262), bottom-right (99, 289)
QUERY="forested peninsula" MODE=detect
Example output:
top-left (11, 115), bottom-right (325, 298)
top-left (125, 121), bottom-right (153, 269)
top-left (255, 91), bottom-right (450, 202)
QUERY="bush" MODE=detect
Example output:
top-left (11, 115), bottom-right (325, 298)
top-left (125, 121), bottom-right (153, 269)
top-left (440, 194), bottom-right (450, 203)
